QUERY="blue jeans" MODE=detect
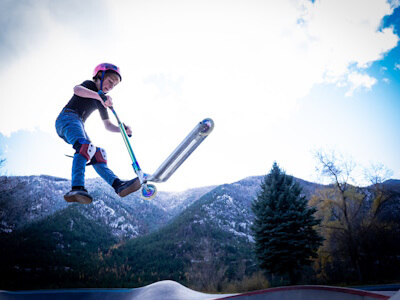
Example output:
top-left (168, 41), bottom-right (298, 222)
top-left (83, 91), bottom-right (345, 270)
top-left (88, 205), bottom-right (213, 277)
top-left (55, 109), bottom-right (118, 188)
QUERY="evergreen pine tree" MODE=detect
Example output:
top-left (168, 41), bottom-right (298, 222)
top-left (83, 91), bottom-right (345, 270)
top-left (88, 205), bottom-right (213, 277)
top-left (251, 162), bottom-right (323, 284)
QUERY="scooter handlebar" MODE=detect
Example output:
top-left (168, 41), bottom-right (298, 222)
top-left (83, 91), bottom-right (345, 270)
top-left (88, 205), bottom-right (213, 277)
top-left (98, 90), bottom-right (109, 103)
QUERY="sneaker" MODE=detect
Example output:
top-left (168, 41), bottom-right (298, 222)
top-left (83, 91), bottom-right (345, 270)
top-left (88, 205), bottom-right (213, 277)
top-left (64, 187), bottom-right (93, 204)
top-left (115, 178), bottom-right (141, 197)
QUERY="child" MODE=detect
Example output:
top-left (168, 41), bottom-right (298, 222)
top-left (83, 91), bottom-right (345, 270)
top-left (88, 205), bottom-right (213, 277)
top-left (55, 63), bottom-right (140, 204)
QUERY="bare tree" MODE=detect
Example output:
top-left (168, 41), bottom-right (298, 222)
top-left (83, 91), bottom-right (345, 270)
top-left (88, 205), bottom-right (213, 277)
top-left (364, 163), bottom-right (393, 185)
top-left (311, 150), bottom-right (395, 282)
top-left (363, 163), bottom-right (395, 221)
top-left (187, 235), bottom-right (228, 292)
top-left (0, 150), bottom-right (6, 174)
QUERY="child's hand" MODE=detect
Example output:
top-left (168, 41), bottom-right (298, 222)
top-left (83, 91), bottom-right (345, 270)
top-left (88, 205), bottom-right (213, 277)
top-left (99, 95), bottom-right (113, 108)
top-left (124, 124), bottom-right (132, 137)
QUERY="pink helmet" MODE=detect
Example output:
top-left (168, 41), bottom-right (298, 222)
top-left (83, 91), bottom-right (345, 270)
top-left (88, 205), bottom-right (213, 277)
top-left (93, 63), bottom-right (121, 81)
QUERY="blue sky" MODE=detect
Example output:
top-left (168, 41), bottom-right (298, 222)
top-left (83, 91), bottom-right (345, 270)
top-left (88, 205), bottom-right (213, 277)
top-left (0, 0), bottom-right (399, 191)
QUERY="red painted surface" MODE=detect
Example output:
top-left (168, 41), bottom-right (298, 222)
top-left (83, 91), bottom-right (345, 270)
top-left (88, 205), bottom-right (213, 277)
top-left (218, 285), bottom-right (390, 300)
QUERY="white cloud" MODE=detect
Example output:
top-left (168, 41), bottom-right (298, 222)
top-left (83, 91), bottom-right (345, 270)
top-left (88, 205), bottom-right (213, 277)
top-left (389, 0), bottom-right (400, 9)
top-left (1, 0), bottom-right (399, 190)
top-left (345, 72), bottom-right (377, 97)
top-left (302, 0), bottom-right (397, 78)
top-left (3, 144), bottom-right (8, 154)
top-left (0, 1), bottom-right (115, 137)
top-left (2, 0), bottom-right (398, 136)
top-left (107, 0), bottom-right (397, 117)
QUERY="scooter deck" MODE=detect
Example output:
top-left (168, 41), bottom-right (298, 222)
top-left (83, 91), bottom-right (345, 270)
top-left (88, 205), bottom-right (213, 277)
top-left (146, 118), bottom-right (214, 183)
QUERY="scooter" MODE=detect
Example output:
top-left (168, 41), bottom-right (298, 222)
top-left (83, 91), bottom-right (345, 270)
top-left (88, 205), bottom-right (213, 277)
top-left (98, 91), bottom-right (214, 200)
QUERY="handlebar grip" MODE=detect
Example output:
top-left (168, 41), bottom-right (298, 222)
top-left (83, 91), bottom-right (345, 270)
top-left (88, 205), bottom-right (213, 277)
top-left (98, 90), bottom-right (107, 101)
top-left (124, 123), bottom-right (132, 138)
top-left (98, 90), bottom-right (114, 110)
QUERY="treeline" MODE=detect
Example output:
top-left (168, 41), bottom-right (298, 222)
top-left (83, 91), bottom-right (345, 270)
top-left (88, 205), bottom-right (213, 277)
top-left (250, 155), bottom-right (400, 289)
top-left (0, 205), bottom-right (117, 289)
top-left (95, 197), bottom-right (258, 291)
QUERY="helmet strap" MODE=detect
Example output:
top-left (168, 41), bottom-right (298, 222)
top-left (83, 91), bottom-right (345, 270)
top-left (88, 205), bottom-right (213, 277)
top-left (100, 71), bottom-right (105, 91)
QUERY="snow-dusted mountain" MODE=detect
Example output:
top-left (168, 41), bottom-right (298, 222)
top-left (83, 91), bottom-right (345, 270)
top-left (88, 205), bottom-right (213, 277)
top-left (0, 175), bottom-right (214, 239)
top-left (0, 174), bottom-right (354, 240)
top-left (1, 174), bottom-right (399, 290)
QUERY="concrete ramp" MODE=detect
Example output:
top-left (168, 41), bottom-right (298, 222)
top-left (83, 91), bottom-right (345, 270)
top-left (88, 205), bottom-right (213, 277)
top-left (132, 280), bottom-right (228, 300)
top-left (0, 281), bottom-right (396, 300)
top-left (390, 290), bottom-right (400, 300)
top-left (0, 280), bottom-right (231, 300)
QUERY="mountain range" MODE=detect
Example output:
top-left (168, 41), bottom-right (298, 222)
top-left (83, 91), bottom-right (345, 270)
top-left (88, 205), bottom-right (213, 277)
top-left (0, 175), bottom-right (399, 290)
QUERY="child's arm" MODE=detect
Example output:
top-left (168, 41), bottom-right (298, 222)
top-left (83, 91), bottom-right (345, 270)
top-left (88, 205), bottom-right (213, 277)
top-left (74, 85), bottom-right (113, 108)
top-left (103, 119), bottom-right (133, 136)
top-left (103, 119), bottom-right (120, 132)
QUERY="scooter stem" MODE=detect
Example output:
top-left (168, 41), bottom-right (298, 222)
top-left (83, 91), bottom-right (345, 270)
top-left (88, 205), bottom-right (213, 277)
top-left (98, 91), bottom-right (147, 186)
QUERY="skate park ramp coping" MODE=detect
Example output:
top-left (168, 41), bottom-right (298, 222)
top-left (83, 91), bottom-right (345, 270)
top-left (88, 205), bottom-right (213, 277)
top-left (0, 280), bottom-right (399, 300)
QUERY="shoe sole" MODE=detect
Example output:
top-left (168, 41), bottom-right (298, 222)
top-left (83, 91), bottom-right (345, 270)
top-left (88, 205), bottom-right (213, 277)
top-left (64, 194), bottom-right (93, 204)
top-left (119, 178), bottom-right (141, 197)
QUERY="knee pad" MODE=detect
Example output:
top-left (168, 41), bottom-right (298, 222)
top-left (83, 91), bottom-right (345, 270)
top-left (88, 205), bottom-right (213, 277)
top-left (89, 147), bottom-right (108, 165)
top-left (73, 138), bottom-right (96, 161)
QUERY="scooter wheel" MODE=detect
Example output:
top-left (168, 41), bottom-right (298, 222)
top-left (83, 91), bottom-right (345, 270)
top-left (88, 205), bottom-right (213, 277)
top-left (199, 118), bottom-right (214, 136)
top-left (141, 184), bottom-right (157, 200)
